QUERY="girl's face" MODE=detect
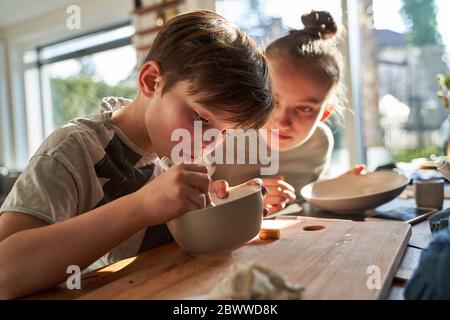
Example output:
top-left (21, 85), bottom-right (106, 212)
top-left (265, 55), bottom-right (334, 152)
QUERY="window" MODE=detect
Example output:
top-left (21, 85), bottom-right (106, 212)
top-left (361, 0), bottom-right (450, 166)
top-left (218, 0), bottom-right (450, 173)
top-left (216, 0), bottom-right (342, 44)
top-left (24, 23), bottom-right (137, 156)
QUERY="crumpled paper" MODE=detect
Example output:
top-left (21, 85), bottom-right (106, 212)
top-left (206, 263), bottom-right (304, 300)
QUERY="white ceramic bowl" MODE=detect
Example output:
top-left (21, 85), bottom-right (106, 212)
top-left (167, 186), bottom-right (263, 254)
top-left (301, 171), bottom-right (410, 213)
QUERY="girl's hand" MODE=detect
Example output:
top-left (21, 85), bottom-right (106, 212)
top-left (261, 176), bottom-right (296, 215)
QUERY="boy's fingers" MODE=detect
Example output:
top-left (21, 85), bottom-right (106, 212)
top-left (175, 185), bottom-right (205, 211)
top-left (183, 172), bottom-right (210, 196)
top-left (178, 163), bottom-right (209, 174)
top-left (186, 187), bottom-right (207, 209)
top-left (212, 180), bottom-right (229, 199)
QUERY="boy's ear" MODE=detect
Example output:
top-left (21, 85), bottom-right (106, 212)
top-left (138, 60), bottom-right (163, 97)
top-left (320, 104), bottom-right (335, 122)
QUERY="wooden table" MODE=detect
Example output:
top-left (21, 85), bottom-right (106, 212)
top-left (26, 187), bottom-right (449, 300)
top-left (295, 187), bottom-right (449, 300)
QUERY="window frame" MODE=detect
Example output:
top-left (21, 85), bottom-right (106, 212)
top-left (33, 21), bottom-right (132, 67)
top-left (0, 40), bottom-right (12, 167)
top-left (23, 21), bottom-right (134, 153)
top-left (341, 0), bottom-right (367, 165)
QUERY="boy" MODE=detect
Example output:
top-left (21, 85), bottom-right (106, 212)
top-left (0, 10), bottom-right (273, 299)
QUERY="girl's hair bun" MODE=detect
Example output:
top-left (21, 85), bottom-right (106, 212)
top-left (301, 10), bottom-right (338, 40)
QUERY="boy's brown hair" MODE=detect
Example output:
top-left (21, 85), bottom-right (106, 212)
top-left (143, 10), bottom-right (274, 129)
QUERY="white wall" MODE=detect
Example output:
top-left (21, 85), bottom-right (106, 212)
top-left (0, 0), bottom-right (134, 169)
top-left (188, 0), bottom-right (216, 10)
top-left (1, 0), bottom-right (134, 51)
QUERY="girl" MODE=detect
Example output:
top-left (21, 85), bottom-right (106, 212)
top-left (213, 10), bottom-right (365, 214)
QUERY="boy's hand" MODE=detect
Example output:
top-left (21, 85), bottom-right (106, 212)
top-left (211, 178), bottom-right (267, 198)
top-left (262, 176), bottom-right (296, 215)
top-left (211, 179), bottom-right (269, 215)
top-left (134, 164), bottom-right (211, 225)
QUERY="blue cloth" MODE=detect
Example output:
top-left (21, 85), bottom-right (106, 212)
top-left (405, 228), bottom-right (450, 299)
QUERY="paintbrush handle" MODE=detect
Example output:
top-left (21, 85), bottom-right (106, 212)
top-left (406, 210), bottom-right (437, 226)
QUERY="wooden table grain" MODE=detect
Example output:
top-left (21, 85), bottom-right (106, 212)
top-left (29, 217), bottom-right (410, 300)
top-left (296, 191), bottom-right (449, 300)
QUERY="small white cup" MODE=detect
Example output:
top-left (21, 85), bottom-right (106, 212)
top-left (413, 179), bottom-right (444, 210)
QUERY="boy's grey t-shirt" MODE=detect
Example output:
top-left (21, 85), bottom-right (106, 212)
top-left (0, 97), bottom-right (172, 272)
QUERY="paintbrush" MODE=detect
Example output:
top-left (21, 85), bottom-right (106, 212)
top-left (405, 209), bottom-right (438, 226)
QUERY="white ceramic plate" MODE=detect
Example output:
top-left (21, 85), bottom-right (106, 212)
top-left (301, 171), bottom-right (410, 213)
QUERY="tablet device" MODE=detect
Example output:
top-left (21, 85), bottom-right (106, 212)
top-left (373, 206), bottom-right (436, 221)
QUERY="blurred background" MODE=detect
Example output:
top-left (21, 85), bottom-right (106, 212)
top-left (0, 0), bottom-right (449, 199)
